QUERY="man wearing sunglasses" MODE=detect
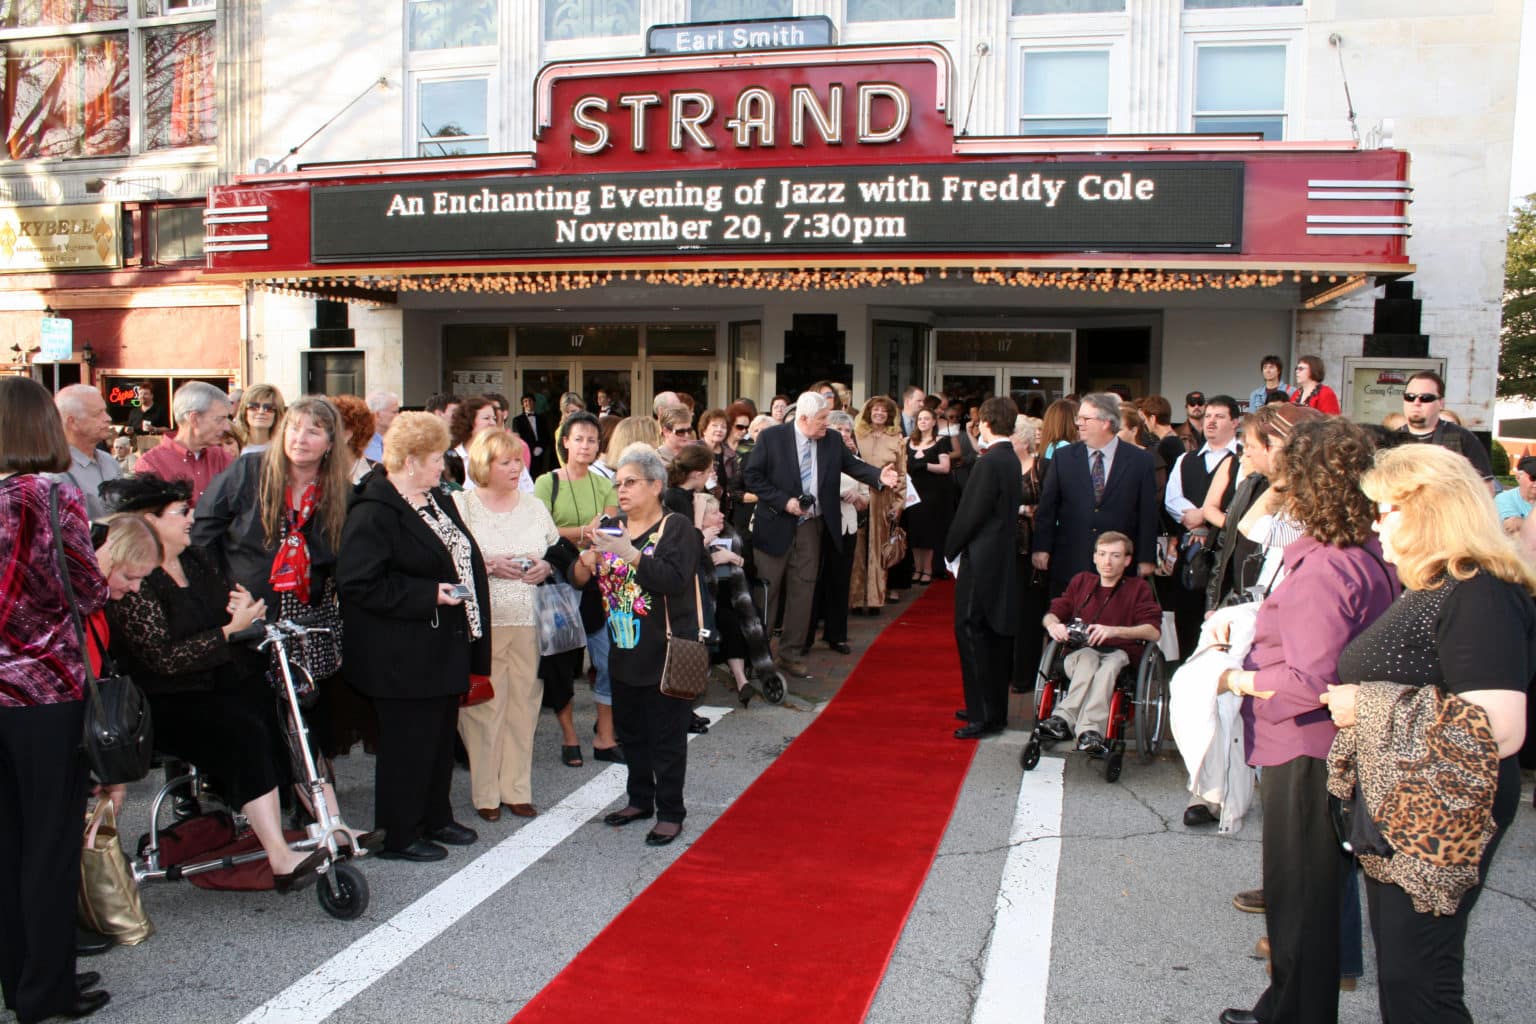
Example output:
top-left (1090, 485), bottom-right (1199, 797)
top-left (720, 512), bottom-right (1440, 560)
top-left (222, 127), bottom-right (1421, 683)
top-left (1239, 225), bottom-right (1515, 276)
top-left (1395, 370), bottom-right (1494, 491)
top-left (1175, 391), bottom-right (1206, 454)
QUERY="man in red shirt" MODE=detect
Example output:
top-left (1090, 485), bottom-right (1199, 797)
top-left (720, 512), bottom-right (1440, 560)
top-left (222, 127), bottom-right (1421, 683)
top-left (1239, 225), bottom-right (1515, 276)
top-left (1037, 531), bottom-right (1162, 753)
top-left (133, 381), bottom-right (233, 508)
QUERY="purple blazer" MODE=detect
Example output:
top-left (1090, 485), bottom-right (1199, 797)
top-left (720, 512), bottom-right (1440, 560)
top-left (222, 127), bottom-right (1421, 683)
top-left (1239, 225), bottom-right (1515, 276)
top-left (1241, 535), bottom-right (1398, 767)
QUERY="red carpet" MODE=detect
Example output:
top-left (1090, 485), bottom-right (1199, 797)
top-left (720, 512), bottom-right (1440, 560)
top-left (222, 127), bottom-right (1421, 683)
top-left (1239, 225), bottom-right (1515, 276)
top-left (513, 582), bottom-right (973, 1023)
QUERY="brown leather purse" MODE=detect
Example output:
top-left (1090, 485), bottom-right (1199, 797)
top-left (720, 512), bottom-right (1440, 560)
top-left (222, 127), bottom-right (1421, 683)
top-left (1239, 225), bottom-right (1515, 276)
top-left (656, 516), bottom-right (711, 701)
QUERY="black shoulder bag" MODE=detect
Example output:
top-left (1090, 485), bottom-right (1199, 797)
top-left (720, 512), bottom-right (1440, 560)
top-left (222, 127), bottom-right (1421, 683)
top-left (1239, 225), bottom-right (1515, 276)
top-left (49, 485), bottom-right (155, 784)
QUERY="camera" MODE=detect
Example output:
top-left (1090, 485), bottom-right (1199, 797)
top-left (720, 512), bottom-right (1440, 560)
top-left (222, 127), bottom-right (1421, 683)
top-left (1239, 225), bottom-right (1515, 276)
top-left (446, 582), bottom-right (473, 601)
top-left (512, 557), bottom-right (534, 571)
top-left (1065, 618), bottom-right (1092, 647)
top-left (796, 492), bottom-right (816, 509)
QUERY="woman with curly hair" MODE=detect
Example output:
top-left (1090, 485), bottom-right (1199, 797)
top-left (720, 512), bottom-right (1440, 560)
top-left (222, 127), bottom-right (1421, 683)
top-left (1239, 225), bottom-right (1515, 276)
top-left (329, 394), bottom-right (376, 484)
top-left (849, 395), bottom-right (907, 614)
top-left (1216, 418), bottom-right (1399, 1024)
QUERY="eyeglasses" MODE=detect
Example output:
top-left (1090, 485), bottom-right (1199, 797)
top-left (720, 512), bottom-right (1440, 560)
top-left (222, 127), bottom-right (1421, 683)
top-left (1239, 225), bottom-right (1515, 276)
top-left (1402, 392), bottom-right (1441, 404)
top-left (669, 427), bottom-right (694, 437)
top-left (732, 422), bottom-right (750, 430)
top-left (248, 402), bottom-right (277, 413)
top-left (615, 476), bottom-right (648, 489)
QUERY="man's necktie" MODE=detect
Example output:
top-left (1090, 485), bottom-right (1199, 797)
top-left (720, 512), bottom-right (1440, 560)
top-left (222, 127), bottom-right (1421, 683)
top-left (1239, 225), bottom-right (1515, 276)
top-left (799, 438), bottom-right (815, 500)
top-left (1091, 449), bottom-right (1106, 503)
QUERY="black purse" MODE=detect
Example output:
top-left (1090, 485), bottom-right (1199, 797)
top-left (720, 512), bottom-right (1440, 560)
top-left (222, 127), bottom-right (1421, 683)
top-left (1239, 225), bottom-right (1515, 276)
top-left (49, 486), bottom-right (155, 784)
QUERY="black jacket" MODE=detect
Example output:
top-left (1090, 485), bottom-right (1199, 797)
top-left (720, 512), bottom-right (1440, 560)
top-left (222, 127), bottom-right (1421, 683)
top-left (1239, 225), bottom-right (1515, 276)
top-left (335, 469), bottom-right (491, 699)
top-left (1031, 441), bottom-right (1159, 594)
top-left (945, 441), bottom-right (1023, 636)
top-left (743, 422), bottom-right (886, 557)
top-left (513, 412), bottom-right (555, 477)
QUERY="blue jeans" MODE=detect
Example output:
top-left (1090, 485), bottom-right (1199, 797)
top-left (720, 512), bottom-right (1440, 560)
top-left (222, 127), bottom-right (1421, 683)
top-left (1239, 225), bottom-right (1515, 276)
top-left (587, 625), bottom-right (612, 706)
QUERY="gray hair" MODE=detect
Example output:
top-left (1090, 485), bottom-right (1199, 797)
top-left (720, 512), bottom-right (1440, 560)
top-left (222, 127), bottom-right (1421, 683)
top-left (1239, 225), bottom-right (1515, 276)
top-left (615, 442), bottom-right (667, 483)
top-left (54, 383), bottom-right (100, 421)
top-left (365, 389), bottom-right (399, 414)
top-left (172, 381), bottom-right (230, 424)
top-left (795, 391), bottom-right (828, 419)
top-left (1011, 414), bottom-right (1038, 447)
top-left (1079, 392), bottom-right (1121, 425)
top-left (827, 410), bottom-right (855, 431)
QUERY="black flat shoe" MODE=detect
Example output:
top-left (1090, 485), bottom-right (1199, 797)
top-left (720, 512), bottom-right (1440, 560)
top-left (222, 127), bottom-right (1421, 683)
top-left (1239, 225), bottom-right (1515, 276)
top-left (688, 713), bottom-right (710, 734)
top-left (954, 709), bottom-right (972, 722)
top-left (376, 839), bottom-right (448, 862)
top-left (75, 972), bottom-right (101, 992)
top-left (1219, 1010), bottom-right (1260, 1024)
top-left (427, 822), bottom-right (478, 846)
top-left (27, 988), bottom-right (111, 1022)
top-left (76, 928), bottom-right (112, 958)
top-left (604, 807), bottom-right (652, 827)
top-left (593, 744), bottom-right (626, 764)
top-left (645, 823), bottom-right (683, 846)
top-left (828, 641), bottom-right (851, 654)
top-left (954, 723), bottom-right (1003, 740)
top-left (272, 849), bottom-right (328, 894)
top-left (561, 744), bottom-right (584, 767)
top-left (1183, 804), bottom-right (1219, 827)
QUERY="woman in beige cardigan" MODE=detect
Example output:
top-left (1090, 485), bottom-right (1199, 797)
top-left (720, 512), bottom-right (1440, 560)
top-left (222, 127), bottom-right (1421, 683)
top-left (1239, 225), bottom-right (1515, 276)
top-left (850, 395), bottom-right (907, 615)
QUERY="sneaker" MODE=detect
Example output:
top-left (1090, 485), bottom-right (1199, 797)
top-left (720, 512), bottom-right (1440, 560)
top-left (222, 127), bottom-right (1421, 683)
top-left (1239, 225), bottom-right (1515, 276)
top-left (1232, 888), bottom-right (1266, 914)
top-left (1075, 730), bottom-right (1106, 754)
top-left (1036, 715), bottom-right (1072, 742)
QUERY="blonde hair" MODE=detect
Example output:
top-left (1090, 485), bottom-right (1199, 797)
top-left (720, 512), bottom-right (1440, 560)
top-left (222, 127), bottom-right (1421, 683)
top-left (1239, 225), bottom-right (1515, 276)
top-left (604, 415), bottom-right (664, 467)
top-left (1362, 445), bottom-right (1536, 594)
top-left (233, 383), bottom-right (286, 445)
top-left (101, 513), bottom-right (163, 569)
top-left (382, 411), bottom-right (451, 473)
top-left (466, 428), bottom-right (522, 488)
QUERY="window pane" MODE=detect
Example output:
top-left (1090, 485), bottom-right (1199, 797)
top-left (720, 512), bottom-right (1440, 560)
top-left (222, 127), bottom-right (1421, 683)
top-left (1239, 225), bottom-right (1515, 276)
top-left (152, 205), bottom-right (203, 262)
top-left (935, 331), bottom-right (1072, 362)
top-left (1013, 0), bottom-right (1123, 12)
top-left (546, 0), bottom-right (639, 40)
top-left (0, 0), bottom-right (125, 27)
top-left (408, 0), bottom-right (497, 50)
top-left (692, 0), bottom-right (791, 18)
top-left (139, 0), bottom-right (215, 14)
top-left (143, 22), bottom-right (215, 150)
top-left (848, 0), bottom-right (953, 21)
top-left (647, 324), bottom-right (716, 356)
top-left (1020, 117), bottom-right (1109, 135)
top-left (1195, 45), bottom-right (1285, 112)
top-left (419, 78), bottom-right (487, 138)
top-left (1193, 114), bottom-right (1283, 140)
top-left (444, 324), bottom-right (510, 360)
top-left (1185, 1), bottom-right (1300, 8)
top-left (0, 32), bottom-right (129, 159)
top-left (515, 325), bottom-right (639, 357)
top-left (1024, 50), bottom-right (1109, 117)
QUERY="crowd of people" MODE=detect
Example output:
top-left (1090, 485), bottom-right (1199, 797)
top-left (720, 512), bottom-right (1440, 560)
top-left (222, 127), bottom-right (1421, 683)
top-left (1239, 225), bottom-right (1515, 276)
top-left (1, 350), bottom-right (1531, 1024)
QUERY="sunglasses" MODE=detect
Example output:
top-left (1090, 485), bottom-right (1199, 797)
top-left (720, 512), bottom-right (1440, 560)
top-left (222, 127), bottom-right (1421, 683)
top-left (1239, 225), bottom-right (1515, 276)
top-left (248, 402), bottom-right (278, 413)
top-left (732, 421), bottom-right (750, 430)
top-left (1402, 392), bottom-right (1441, 404)
top-left (669, 427), bottom-right (694, 436)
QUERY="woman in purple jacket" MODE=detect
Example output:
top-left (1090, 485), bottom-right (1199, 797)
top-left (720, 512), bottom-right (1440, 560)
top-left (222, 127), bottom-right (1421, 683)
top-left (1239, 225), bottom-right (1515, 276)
top-left (1215, 418), bottom-right (1398, 1024)
top-left (0, 377), bottom-right (113, 1024)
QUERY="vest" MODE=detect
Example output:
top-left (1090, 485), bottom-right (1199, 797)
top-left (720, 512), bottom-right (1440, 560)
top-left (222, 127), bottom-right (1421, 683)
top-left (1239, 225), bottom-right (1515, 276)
top-left (1179, 447), bottom-right (1237, 516)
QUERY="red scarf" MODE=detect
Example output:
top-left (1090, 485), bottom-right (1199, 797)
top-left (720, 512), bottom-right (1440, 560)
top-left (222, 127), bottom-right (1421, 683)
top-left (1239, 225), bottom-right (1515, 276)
top-left (269, 483), bottom-right (318, 603)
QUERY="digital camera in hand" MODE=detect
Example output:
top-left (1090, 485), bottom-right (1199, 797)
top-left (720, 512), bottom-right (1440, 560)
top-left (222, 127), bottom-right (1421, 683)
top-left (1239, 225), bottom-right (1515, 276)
top-left (797, 493), bottom-right (816, 509)
top-left (1065, 618), bottom-right (1092, 647)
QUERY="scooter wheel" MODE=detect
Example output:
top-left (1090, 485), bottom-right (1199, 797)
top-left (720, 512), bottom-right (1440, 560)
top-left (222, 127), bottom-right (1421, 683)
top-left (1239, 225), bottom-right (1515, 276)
top-left (762, 673), bottom-right (786, 705)
top-left (317, 861), bottom-right (369, 920)
top-left (1021, 740), bottom-right (1041, 771)
top-left (1105, 752), bottom-right (1123, 784)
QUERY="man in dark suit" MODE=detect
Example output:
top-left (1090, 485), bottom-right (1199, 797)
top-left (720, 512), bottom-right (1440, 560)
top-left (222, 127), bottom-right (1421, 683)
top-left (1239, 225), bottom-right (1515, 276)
top-left (945, 396), bottom-right (1023, 738)
top-left (745, 391), bottom-right (899, 678)
top-left (512, 394), bottom-right (554, 477)
top-left (1031, 392), bottom-right (1159, 596)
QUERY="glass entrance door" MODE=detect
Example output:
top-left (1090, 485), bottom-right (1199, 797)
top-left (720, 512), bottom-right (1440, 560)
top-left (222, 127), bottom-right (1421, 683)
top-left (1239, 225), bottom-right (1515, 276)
top-left (579, 362), bottom-right (639, 418)
top-left (934, 363), bottom-right (1070, 419)
top-left (648, 361), bottom-right (712, 414)
top-left (518, 364), bottom-right (571, 421)
top-left (519, 360), bottom-right (643, 420)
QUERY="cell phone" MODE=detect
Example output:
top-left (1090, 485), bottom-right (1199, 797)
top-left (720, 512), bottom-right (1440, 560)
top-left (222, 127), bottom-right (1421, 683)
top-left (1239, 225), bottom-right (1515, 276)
top-left (446, 582), bottom-right (473, 600)
top-left (596, 525), bottom-right (626, 537)
top-left (709, 537), bottom-right (732, 548)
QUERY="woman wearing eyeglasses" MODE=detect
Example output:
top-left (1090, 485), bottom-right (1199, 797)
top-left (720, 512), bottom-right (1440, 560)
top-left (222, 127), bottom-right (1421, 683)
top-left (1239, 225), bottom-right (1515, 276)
top-left (233, 384), bottom-right (287, 456)
top-left (696, 408), bottom-right (736, 518)
top-left (1290, 356), bottom-right (1341, 416)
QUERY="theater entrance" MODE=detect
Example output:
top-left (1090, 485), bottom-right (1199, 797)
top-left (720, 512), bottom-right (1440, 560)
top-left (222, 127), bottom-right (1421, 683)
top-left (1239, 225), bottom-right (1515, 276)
top-left (934, 364), bottom-right (1070, 420)
top-left (931, 328), bottom-right (1075, 419)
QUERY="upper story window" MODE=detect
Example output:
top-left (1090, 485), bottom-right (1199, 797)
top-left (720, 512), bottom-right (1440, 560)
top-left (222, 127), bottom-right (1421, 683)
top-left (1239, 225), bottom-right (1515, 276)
top-left (1192, 43), bottom-right (1286, 139)
top-left (691, 0), bottom-right (791, 18)
top-left (546, 0), bottom-right (638, 41)
top-left (0, 0), bottom-right (215, 161)
top-left (417, 77), bottom-right (489, 156)
top-left (1012, 1), bottom-right (1124, 12)
top-left (1021, 49), bottom-right (1111, 134)
top-left (1184, 0), bottom-right (1299, 7)
top-left (848, 0), bottom-right (954, 22)
top-left (408, 0), bottom-right (496, 50)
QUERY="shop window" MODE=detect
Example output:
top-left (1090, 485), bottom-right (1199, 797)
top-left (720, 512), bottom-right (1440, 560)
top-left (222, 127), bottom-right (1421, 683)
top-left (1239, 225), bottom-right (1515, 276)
top-left (1193, 43), bottom-right (1286, 139)
top-left (847, 0), bottom-right (953, 21)
top-left (1185, 1), bottom-right (1299, 8)
top-left (545, 0), bottom-right (638, 40)
top-left (98, 372), bottom-right (233, 426)
top-left (934, 330), bottom-right (1072, 363)
top-left (1020, 50), bottom-right (1110, 135)
top-left (417, 77), bottom-right (489, 156)
top-left (1013, 1), bottom-right (1123, 12)
top-left (692, 0), bottom-right (790, 18)
top-left (515, 324), bottom-right (639, 357)
top-left (0, 1), bottom-right (215, 160)
top-left (151, 205), bottom-right (202, 263)
top-left (646, 324), bottom-right (715, 356)
top-left (408, 0), bottom-right (496, 50)
top-left (303, 351), bottom-right (365, 398)
top-left (444, 324), bottom-right (510, 361)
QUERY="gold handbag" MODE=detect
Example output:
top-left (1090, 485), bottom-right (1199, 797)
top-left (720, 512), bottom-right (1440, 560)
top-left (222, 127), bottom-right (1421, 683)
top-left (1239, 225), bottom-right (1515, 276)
top-left (78, 800), bottom-right (154, 946)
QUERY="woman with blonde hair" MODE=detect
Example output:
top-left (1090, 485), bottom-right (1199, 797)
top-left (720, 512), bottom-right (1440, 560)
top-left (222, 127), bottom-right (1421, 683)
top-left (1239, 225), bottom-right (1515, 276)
top-left (454, 430), bottom-right (559, 820)
top-left (1321, 446), bottom-right (1532, 1024)
top-left (850, 395), bottom-right (907, 615)
top-left (232, 383), bottom-right (286, 454)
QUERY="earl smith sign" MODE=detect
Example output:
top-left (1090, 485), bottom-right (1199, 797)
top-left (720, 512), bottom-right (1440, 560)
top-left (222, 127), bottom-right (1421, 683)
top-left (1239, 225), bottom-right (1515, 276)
top-left (310, 161), bottom-right (1243, 263)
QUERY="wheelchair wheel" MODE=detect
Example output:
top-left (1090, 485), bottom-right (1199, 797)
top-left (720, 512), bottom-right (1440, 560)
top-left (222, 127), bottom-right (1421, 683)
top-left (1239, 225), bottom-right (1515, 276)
top-left (317, 861), bottom-right (369, 921)
top-left (1021, 737), bottom-right (1041, 771)
top-left (761, 672), bottom-right (786, 705)
top-left (1035, 639), bottom-right (1062, 722)
top-left (1133, 645), bottom-right (1169, 761)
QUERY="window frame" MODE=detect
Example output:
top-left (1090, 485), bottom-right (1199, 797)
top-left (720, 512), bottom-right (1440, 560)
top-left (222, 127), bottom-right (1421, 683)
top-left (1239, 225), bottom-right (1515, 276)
top-left (408, 66), bottom-right (497, 158)
top-left (1181, 30), bottom-right (1299, 141)
top-left (1007, 30), bottom-right (1129, 138)
top-left (540, 0), bottom-right (642, 58)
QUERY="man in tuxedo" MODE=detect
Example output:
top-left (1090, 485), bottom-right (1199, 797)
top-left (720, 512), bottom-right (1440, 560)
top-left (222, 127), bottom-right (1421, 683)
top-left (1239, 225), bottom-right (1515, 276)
top-left (1164, 394), bottom-right (1242, 662)
top-left (1031, 392), bottom-right (1159, 597)
top-left (745, 391), bottom-right (899, 678)
top-left (945, 396), bottom-right (1023, 738)
top-left (512, 394), bottom-right (554, 477)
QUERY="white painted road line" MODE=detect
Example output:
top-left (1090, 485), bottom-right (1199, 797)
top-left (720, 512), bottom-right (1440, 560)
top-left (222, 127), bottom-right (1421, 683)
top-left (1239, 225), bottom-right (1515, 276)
top-left (239, 705), bottom-right (734, 1024)
top-left (971, 755), bottom-right (1066, 1024)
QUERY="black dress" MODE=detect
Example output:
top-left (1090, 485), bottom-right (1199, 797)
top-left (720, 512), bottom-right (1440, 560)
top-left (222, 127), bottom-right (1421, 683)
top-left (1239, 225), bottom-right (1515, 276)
top-left (1335, 571), bottom-right (1534, 1024)
top-left (904, 436), bottom-right (952, 549)
top-left (1013, 460), bottom-right (1048, 687)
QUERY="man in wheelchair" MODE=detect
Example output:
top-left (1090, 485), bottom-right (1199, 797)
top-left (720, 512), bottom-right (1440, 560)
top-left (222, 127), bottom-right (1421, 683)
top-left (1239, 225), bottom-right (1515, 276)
top-left (1037, 532), bottom-right (1163, 754)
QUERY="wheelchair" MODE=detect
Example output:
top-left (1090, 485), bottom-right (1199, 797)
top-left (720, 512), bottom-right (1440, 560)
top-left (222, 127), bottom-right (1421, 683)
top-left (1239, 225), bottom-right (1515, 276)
top-left (1019, 636), bottom-right (1169, 783)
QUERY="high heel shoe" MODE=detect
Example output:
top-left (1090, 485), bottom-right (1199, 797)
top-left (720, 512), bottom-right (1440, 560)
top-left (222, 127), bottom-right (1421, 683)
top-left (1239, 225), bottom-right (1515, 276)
top-left (738, 683), bottom-right (758, 708)
top-left (272, 849), bottom-right (328, 894)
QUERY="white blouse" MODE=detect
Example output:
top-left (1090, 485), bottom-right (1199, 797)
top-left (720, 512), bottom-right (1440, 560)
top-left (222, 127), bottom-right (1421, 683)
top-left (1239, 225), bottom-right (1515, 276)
top-left (453, 490), bottom-right (559, 627)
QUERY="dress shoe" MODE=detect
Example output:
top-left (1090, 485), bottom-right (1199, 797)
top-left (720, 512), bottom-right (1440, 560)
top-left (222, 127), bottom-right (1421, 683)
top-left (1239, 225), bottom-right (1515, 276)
top-left (272, 849), bottom-right (328, 894)
top-left (1037, 715), bottom-right (1073, 742)
top-left (955, 709), bottom-right (972, 722)
top-left (1183, 803), bottom-right (1219, 827)
top-left (376, 839), bottom-right (448, 862)
top-left (1218, 1010), bottom-right (1260, 1024)
top-left (75, 972), bottom-right (101, 992)
top-left (476, 806), bottom-right (502, 822)
top-left (689, 713), bottom-right (710, 734)
top-left (954, 722), bottom-right (1002, 740)
top-left (1232, 888), bottom-right (1266, 914)
top-left (1075, 730), bottom-right (1107, 755)
top-left (645, 822), bottom-right (683, 846)
top-left (505, 803), bottom-right (538, 818)
top-left (27, 988), bottom-right (111, 1022)
top-left (427, 822), bottom-right (478, 846)
top-left (778, 657), bottom-right (810, 678)
top-left (828, 640), bottom-right (852, 654)
top-left (76, 927), bottom-right (112, 958)
top-left (604, 807), bottom-right (652, 827)
top-left (593, 744), bottom-right (626, 763)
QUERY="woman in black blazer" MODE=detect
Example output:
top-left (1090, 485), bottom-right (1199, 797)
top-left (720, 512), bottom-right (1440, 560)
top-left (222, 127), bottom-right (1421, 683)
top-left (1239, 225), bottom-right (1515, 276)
top-left (337, 413), bottom-right (491, 863)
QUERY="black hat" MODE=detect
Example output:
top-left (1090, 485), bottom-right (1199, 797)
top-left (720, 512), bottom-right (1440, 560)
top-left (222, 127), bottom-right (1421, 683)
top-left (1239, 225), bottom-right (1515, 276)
top-left (1518, 456), bottom-right (1536, 477)
top-left (1185, 391), bottom-right (1206, 405)
top-left (100, 473), bottom-right (192, 514)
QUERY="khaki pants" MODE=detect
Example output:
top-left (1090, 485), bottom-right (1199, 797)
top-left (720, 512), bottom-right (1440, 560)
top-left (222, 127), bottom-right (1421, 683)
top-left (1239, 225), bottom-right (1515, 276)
top-left (456, 625), bottom-right (540, 810)
top-left (754, 518), bottom-right (822, 655)
top-left (1056, 647), bottom-right (1129, 736)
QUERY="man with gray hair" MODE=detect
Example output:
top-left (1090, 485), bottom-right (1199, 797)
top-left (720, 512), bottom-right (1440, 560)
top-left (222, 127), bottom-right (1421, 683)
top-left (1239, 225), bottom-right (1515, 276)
top-left (364, 389), bottom-right (400, 462)
top-left (134, 380), bottom-right (234, 507)
top-left (745, 390), bottom-right (899, 677)
top-left (46, 384), bottom-right (120, 520)
top-left (1031, 392), bottom-right (1159, 596)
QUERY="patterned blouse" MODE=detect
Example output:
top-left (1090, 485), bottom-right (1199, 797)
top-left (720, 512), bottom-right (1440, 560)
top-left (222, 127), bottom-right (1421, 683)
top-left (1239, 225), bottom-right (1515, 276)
top-left (454, 490), bottom-right (559, 628)
top-left (416, 489), bottom-right (483, 641)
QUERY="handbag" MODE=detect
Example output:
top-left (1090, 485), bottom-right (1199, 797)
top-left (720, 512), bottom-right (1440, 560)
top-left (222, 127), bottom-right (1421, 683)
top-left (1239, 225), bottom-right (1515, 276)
top-left (461, 673), bottom-right (494, 708)
top-left (655, 516), bottom-right (711, 701)
top-left (78, 800), bottom-right (154, 945)
top-left (535, 573), bottom-right (588, 656)
top-left (881, 522), bottom-right (909, 570)
top-left (1179, 527), bottom-right (1218, 592)
top-left (50, 486), bottom-right (154, 785)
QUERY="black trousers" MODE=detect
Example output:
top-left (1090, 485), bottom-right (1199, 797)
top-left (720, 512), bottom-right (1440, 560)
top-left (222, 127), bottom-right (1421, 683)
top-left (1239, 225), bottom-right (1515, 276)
top-left (1366, 822), bottom-right (1508, 1024)
top-left (0, 702), bottom-right (88, 1022)
top-left (371, 694), bottom-right (460, 849)
top-left (612, 681), bottom-right (691, 823)
top-left (812, 531), bottom-right (857, 644)
top-left (955, 608), bottom-right (1014, 728)
top-left (1253, 755), bottom-right (1348, 1024)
